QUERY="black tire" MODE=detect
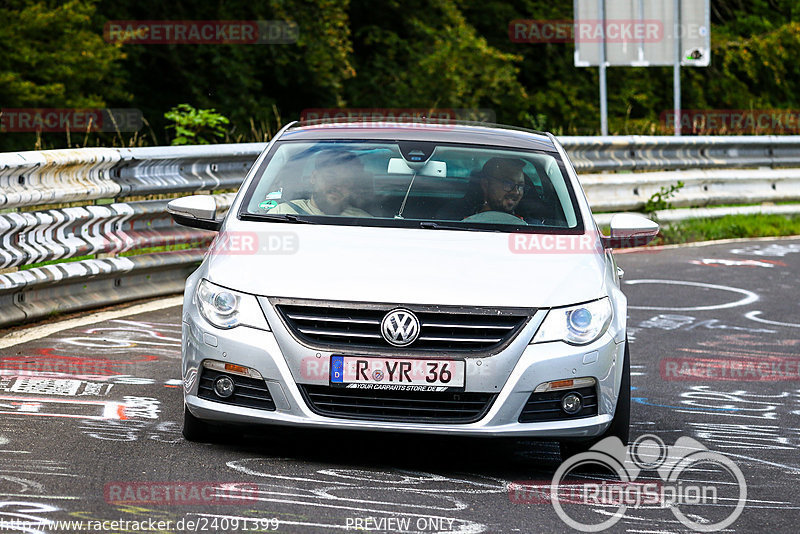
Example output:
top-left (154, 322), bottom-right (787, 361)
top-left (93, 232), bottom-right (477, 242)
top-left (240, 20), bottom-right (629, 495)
top-left (559, 339), bottom-right (631, 460)
top-left (182, 404), bottom-right (214, 442)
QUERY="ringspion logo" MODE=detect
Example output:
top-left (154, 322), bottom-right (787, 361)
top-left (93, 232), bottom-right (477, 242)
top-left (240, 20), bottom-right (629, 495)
top-left (545, 435), bottom-right (747, 532)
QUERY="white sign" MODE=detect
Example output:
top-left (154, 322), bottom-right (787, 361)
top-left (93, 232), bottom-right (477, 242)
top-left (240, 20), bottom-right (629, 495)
top-left (575, 0), bottom-right (710, 67)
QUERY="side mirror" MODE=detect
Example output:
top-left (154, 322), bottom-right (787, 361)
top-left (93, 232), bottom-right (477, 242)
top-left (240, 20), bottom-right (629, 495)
top-left (167, 195), bottom-right (221, 231)
top-left (601, 214), bottom-right (659, 249)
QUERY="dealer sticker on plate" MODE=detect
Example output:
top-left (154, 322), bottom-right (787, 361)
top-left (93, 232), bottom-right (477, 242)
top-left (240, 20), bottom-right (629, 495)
top-left (330, 355), bottom-right (465, 391)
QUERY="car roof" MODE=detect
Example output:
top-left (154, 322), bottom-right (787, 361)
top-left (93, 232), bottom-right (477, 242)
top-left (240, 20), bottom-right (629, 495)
top-left (280, 120), bottom-right (557, 152)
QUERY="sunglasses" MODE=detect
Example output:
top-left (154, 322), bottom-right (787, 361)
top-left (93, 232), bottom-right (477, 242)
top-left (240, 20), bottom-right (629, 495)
top-left (490, 177), bottom-right (526, 193)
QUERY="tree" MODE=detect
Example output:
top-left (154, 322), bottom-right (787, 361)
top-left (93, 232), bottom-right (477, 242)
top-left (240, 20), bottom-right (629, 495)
top-left (0, 0), bottom-right (129, 150)
top-left (0, 0), bottom-right (127, 108)
top-left (346, 0), bottom-right (527, 122)
top-left (95, 0), bottom-right (357, 136)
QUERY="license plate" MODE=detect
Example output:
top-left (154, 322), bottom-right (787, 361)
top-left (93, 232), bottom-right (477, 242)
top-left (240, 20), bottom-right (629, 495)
top-left (330, 355), bottom-right (465, 389)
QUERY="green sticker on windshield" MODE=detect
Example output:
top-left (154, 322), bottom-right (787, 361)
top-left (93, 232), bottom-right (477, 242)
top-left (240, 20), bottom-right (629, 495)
top-left (258, 200), bottom-right (278, 210)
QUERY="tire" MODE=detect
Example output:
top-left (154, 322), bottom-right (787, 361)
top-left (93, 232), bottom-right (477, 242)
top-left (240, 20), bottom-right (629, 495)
top-left (559, 339), bottom-right (631, 460)
top-left (182, 404), bottom-right (214, 442)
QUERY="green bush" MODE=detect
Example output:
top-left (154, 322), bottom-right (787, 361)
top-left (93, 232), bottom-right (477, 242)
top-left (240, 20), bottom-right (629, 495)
top-left (164, 104), bottom-right (230, 145)
top-left (644, 181), bottom-right (685, 216)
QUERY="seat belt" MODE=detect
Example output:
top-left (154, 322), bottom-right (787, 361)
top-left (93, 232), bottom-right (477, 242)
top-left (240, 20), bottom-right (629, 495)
top-left (286, 201), bottom-right (311, 215)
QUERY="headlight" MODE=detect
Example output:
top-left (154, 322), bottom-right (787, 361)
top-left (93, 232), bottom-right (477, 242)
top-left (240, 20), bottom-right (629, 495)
top-left (195, 279), bottom-right (270, 330)
top-left (532, 298), bottom-right (612, 345)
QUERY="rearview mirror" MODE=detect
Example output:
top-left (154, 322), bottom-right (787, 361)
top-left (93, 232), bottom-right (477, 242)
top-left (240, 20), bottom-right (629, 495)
top-left (167, 195), bottom-right (221, 231)
top-left (601, 214), bottom-right (659, 249)
top-left (387, 158), bottom-right (447, 177)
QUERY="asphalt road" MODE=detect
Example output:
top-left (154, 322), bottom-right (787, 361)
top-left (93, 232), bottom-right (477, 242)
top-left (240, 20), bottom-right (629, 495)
top-left (1, 237), bottom-right (800, 534)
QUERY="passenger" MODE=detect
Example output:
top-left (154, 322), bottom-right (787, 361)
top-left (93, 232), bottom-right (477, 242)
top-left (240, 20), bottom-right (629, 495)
top-left (269, 152), bottom-right (372, 216)
top-left (475, 157), bottom-right (527, 215)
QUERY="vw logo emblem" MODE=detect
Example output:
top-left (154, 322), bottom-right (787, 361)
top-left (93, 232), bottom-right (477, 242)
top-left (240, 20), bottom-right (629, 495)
top-left (380, 309), bottom-right (420, 347)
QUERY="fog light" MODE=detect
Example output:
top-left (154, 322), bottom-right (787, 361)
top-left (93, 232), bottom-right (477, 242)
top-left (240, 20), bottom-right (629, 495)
top-left (561, 392), bottom-right (582, 414)
top-left (213, 376), bottom-right (235, 398)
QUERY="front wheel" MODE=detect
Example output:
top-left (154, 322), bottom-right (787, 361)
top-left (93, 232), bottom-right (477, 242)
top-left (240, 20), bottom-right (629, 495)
top-left (560, 340), bottom-right (630, 459)
top-left (182, 404), bottom-right (214, 442)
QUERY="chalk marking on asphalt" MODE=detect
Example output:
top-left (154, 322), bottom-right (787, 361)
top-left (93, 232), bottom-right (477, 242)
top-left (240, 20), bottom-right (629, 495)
top-left (723, 505), bottom-right (800, 510)
top-left (676, 346), bottom-right (799, 358)
top-left (226, 460), bottom-right (491, 531)
top-left (0, 476), bottom-right (43, 493)
top-left (0, 296), bottom-right (183, 350)
top-left (744, 311), bottom-right (800, 328)
top-left (613, 234), bottom-right (800, 255)
top-left (689, 258), bottom-right (784, 268)
top-left (0, 494), bottom-right (79, 500)
top-left (227, 477), bottom-right (479, 511)
top-left (624, 280), bottom-right (759, 311)
top-left (717, 451), bottom-right (800, 475)
top-left (632, 397), bottom-right (738, 412)
top-left (227, 459), bottom-right (351, 485)
top-left (308, 487), bottom-right (467, 511)
top-left (315, 469), bottom-right (504, 492)
top-left (0, 470), bottom-right (81, 477)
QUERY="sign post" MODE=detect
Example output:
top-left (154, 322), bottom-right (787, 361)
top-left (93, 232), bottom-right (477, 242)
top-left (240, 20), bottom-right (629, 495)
top-left (673, 0), bottom-right (680, 135)
top-left (599, 0), bottom-right (608, 135)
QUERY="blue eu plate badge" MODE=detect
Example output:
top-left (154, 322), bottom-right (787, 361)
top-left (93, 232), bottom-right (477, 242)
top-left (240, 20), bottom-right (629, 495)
top-left (330, 355), bottom-right (344, 383)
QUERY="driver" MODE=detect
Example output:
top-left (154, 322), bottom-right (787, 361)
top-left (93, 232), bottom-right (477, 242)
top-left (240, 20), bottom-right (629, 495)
top-left (475, 157), bottom-right (526, 215)
top-left (269, 151), bottom-right (372, 217)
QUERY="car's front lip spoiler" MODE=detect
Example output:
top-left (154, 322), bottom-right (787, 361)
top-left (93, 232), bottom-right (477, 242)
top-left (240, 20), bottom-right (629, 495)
top-left (185, 395), bottom-right (613, 439)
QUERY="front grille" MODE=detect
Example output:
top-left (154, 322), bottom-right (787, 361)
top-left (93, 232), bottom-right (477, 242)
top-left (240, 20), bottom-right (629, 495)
top-left (198, 368), bottom-right (276, 411)
top-left (518, 386), bottom-right (598, 423)
top-left (300, 385), bottom-right (496, 423)
top-left (275, 301), bottom-right (531, 353)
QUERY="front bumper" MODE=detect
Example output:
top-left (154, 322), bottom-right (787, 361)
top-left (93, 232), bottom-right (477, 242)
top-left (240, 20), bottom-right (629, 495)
top-left (182, 302), bottom-right (626, 439)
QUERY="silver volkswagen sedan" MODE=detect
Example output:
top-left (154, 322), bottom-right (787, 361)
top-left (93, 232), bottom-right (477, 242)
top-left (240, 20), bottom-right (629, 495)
top-left (167, 120), bottom-right (658, 457)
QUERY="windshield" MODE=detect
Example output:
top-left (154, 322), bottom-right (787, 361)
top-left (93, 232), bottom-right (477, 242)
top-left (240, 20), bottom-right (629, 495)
top-left (240, 140), bottom-right (583, 231)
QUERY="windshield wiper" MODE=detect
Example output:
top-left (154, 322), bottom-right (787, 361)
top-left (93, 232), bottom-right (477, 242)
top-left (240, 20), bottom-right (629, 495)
top-left (241, 213), bottom-right (317, 224)
top-left (418, 221), bottom-right (502, 232)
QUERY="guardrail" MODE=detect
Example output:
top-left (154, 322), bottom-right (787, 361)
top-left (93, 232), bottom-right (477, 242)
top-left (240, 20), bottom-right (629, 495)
top-left (580, 168), bottom-right (800, 211)
top-left (2, 135), bottom-right (800, 329)
top-left (0, 144), bottom-right (263, 209)
top-left (561, 135), bottom-right (800, 171)
top-left (0, 143), bottom-right (253, 328)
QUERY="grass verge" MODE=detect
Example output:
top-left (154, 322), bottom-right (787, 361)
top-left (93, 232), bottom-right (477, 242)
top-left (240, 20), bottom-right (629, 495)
top-left (654, 214), bottom-right (800, 245)
top-left (18, 243), bottom-right (202, 271)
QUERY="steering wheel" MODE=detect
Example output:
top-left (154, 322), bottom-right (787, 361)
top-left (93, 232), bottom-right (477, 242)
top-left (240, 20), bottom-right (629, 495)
top-left (461, 211), bottom-right (527, 224)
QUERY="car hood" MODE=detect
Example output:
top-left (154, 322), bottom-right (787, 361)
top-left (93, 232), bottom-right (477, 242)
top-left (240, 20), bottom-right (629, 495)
top-left (204, 221), bottom-right (608, 308)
